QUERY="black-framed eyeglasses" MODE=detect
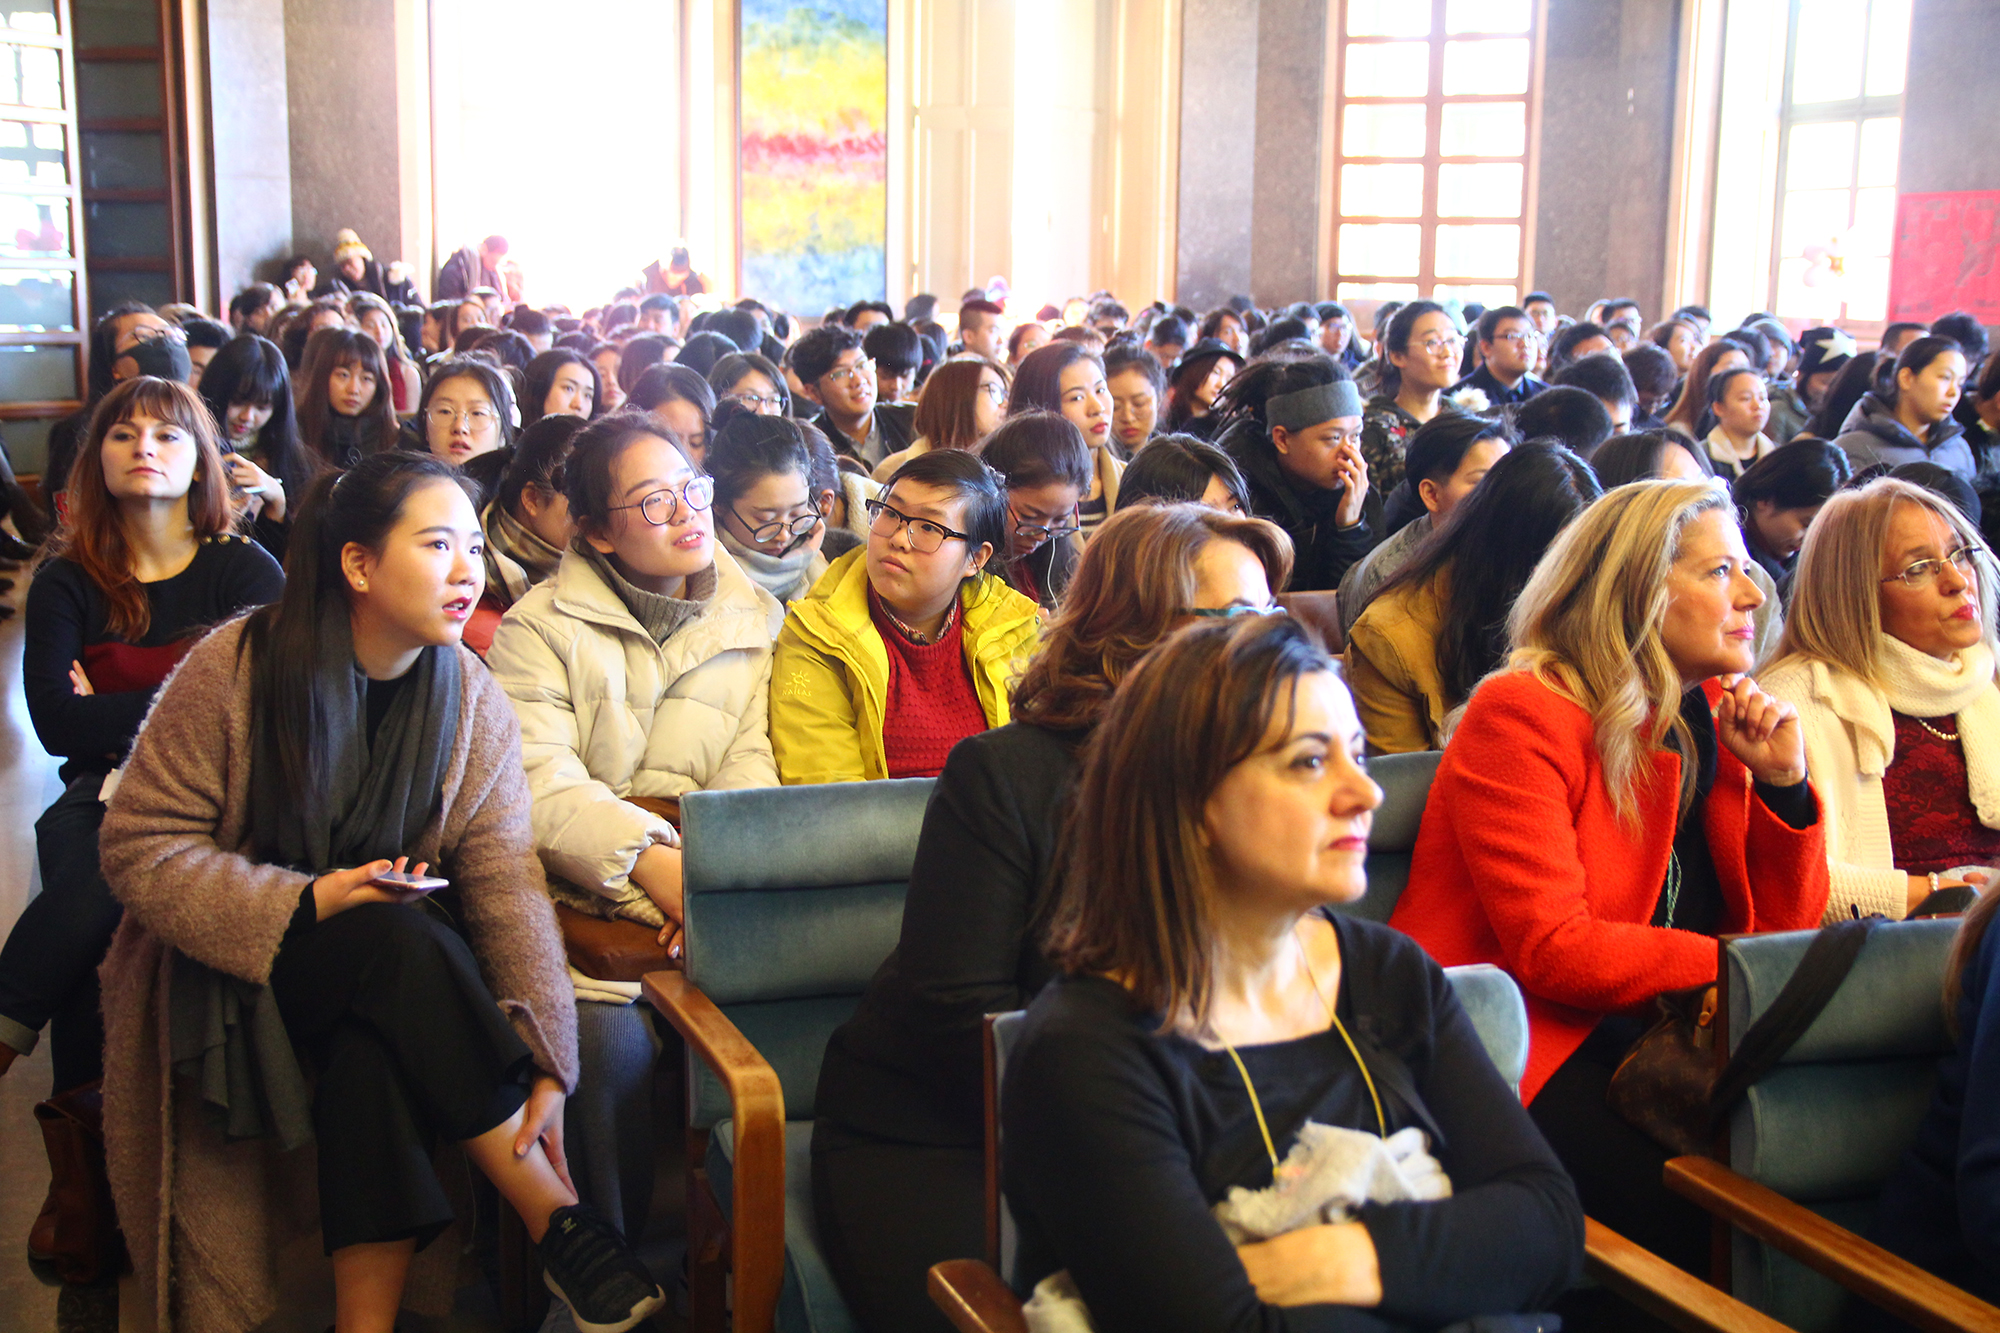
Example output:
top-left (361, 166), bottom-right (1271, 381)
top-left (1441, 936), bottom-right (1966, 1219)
top-left (733, 498), bottom-right (822, 547)
top-left (864, 498), bottom-right (970, 554)
top-left (1010, 505), bottom-right (1081, 545)
top-left (608, 475), bottom-right (717, 526)
top-left (1881, 545), bottom-right (1980, 589)
top-left (727, 390), bottom-right (788, 412)
top-left (1186, 603), bottom-right (1287, 619)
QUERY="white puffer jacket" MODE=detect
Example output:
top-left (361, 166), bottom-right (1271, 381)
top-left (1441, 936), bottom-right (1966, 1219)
top-left (487, 545), bottom-right (784, 902)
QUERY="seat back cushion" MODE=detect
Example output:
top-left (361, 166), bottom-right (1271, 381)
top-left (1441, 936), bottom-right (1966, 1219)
top-left (1338, 749), bottom-right (1440, 924)
top-left (1445, 963), bottom-right (1529, 1091)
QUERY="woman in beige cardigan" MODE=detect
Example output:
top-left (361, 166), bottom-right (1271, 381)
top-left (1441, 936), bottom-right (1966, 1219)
top-left (1761, 476), bottom-right (2000, 921)
top-left (98, 453), bottom-right (660, 1333)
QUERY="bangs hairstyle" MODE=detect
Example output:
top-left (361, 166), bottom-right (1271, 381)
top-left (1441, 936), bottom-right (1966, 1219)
top-left (1043, 614), bottom-right (1336, 1025)
top-left (980, 411), bottom-right (1092, 493)
top-left (520, 348), bottom-right (603, 427)
top-left (241, 452), bottom-right (476, 855)
top-left (1007, 342), bottom-right (1102, 417)
top-left (1013, 502), bottom-right (1292, 731)
top-left (1506, 479), bottom-right (1732, 826)
top-left (879, 448), bottom-right (1011, 583)
top-left (296, 327), bottom-right (398, 460)
top-left (54, 376), bottom-right (237, 639)
top-left (1771, 477), bottom-right (1996, 689)
top-left (1114, 434), bottom-right (1251, 512)
top-left (562, 409), bottom-right (697, 539)
top-left (914, 357), bottom-right (1008, 453)
top-left (417, 357), bottom-right (518, 449)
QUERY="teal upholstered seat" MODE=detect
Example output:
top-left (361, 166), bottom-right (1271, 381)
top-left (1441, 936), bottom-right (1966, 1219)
top-left (1339, 748), bottom-right (1440, 924)
top-left (1717, 918), bottom-right (1959, 1331)
top-left (666, 777), bottom-right (937, 1333)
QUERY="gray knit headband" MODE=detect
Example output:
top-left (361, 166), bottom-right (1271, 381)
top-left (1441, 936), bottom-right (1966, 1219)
top-left (1267, 380), bottom-right (1363, 432)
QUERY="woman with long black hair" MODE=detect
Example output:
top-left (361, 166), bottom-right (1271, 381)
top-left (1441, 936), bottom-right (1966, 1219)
top-left (198, 333), bottom-right (321, 560)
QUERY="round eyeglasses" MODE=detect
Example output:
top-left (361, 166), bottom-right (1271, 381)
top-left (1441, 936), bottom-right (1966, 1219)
top-left (608, 475), bottom-right (717, 526)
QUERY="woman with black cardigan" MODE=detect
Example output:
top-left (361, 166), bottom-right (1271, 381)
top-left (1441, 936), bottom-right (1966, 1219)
top-left (1005, 614), bottom-right (1583, 1331)
top-left (811, 503), bottom-right (1295, 1333)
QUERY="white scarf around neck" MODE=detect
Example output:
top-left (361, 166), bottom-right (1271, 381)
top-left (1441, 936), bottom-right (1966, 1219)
top-left (1816, 635), bottom-right (2000, 823)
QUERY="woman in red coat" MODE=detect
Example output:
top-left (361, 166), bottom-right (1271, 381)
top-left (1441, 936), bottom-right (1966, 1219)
top-left (1389, 478), bottom-right (1830, 1324)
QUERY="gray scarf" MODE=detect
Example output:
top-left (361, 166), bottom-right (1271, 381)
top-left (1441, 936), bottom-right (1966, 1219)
top-left (578, 541), bottom-right (716, 644)
top-left (173, 605), bottom-right (461, 1146)
top-left (718, 529), bottom-right (820, 604)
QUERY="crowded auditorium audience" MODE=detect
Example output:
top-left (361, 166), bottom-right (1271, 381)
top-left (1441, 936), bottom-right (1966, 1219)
top-left (6, 224), bottom-right (2000, 1333)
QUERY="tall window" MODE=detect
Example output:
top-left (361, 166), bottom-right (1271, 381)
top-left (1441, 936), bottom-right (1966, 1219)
top-left (1769, 0), bottom-right (1906, 323)
top-left (1330, 0), bottom-right (1539, 308)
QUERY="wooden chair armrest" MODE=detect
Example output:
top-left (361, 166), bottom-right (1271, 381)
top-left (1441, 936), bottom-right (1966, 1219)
top-left (643, 970), bottom-right (784, 1333)
top-left (629, 794), bottom-right (681, 826)
top-left (929, 1258), bottom-right (1029, 1333)
top-left (1665, 1156), bottom-right (2000, 1333)
top-left (1585, 1217), bottom-right (1795, 1333)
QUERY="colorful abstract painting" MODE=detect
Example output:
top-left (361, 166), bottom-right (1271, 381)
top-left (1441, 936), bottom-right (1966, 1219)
top-left (739, 0), bottom-right (888, 315)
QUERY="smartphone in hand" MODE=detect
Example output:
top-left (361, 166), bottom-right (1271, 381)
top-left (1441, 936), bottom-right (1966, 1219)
top-left (374, 870), bottom-right (449, 893)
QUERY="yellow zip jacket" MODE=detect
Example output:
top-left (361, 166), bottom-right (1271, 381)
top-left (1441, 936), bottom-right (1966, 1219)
top-left (770, 546), bottom-right (1042, 784)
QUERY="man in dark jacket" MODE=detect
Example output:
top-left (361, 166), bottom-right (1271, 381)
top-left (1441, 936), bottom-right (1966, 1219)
top-left (791, 324), bottom-right (915, 468)
top-left (436, 234), bottom-right (507, 301)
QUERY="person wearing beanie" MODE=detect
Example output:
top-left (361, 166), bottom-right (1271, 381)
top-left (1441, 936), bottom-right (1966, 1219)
top-left (1797, 326), bottom-right (1859, 417)
top-left (313, 227), bottom-right (419, 305)
top-left (1218, 358), bottom-right (1375, 590)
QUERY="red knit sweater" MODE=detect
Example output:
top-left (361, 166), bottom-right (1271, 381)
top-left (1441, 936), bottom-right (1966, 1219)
top-left (869, 590), bottom-right (989, 779)
top-left (1388, 671), bottom-right (1830, 1103)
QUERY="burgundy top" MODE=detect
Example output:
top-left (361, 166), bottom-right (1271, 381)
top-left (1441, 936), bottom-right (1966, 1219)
top-left (868, 588), bottom-right (989, 780)
top-left (1881, 712), bottom-right (2000, 874)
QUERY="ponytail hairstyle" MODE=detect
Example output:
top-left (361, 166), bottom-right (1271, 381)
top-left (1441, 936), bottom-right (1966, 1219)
top-left (295, 327), bottom-right (398, 462)
top-left (1210, 354), bottom-right (1353, 467)
top-left (242, 451), bottom-right (476, 849)
top-left (51, 376), bottom-right (236, 639)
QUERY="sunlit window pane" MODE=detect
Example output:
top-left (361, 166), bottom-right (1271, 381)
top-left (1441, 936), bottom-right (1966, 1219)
top-left (1435, 224), bottom-right (1520, 278)
top-left (1342, 103), bottom-right (1429, 158)
top-left (1786, 121), bottom-right (1855, 190)
top-left (1775, 257), bottom-right (1843, 319)
top-left (1437, 162), bottom-right (1523, 217)
top-left (1440, 102), bottom-right (1525, 157)
top-left (0, 193), bottom-right (69, 257)
top-left (1850, 187), bottom-right (1897, 255)
top-left (1346, 0), bottom-right (1428, 37)
top-left (1446, 0), bottom-right (1531, 34)
top-left (1790, 0), bottom-right (1866, 102)
top-left (1779, 190), bottom-right (1851, 256)
top-left (1, 118), bottom-right (69, 184)
top-left (2, 42), bottom-right (64, 107)
top-left (1843, 256), bottom-right (1890, 321)
top-left (1341, 163), bottom-right (1425, 218)
top-left (1, 2), bottom-right (59, 34)
top-left (1434, 283), bottom-right (1521, 309)
top-left (1864, 0), bottom-right (1910, 96)
top-left (1856, 117), bottom-right (1900, 188)
top-left (1339, 224), bottom-right (1422, 277)
top-left (1345, 41), bottom-right (1430, 97)
top-left (1443, 39), bottom-right (1529, 95)
top-left (1337, 281), bottom-right (1421, 304)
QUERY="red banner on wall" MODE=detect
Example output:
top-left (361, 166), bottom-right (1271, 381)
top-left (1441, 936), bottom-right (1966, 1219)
top-left (1888, 191), bottom-right (2000, 323)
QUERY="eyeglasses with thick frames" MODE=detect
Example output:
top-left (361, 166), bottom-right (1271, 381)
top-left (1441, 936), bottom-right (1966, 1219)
top-left (1882, 545), bottom-right (1980, 589)
top-left (864, 498), bottom-right (970, 554)
top-left (733, 499), bottom-right (821, 546)
top-left (1009, 506), bottom-right (1081, 544)
top-left (727, 391), bottom-right (787, 411)
top-left (608, 475), bottom-right (717, 526)
top-left (427, 405), bottom-right (498, 430)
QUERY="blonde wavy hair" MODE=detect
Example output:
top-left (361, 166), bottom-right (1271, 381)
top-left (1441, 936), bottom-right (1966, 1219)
top-left (1505, 479), bottom-right (1732, 827)
top-left (1768, 477), bottom-right (1997, 689)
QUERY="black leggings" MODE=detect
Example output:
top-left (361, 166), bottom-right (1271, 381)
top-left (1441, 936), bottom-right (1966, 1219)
top-left (810, 1123), bottom-right (985, 1333)
top-left (0, 774), bottom-right (122, 1093)
top-left (1530, 1033), bottom-right (1712, 1333)
top-left (269, 900), bottom-right (532, 1254)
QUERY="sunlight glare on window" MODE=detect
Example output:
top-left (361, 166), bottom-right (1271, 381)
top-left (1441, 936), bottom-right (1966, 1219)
top-left (1446, 0), bottom-right (1531, 35)
top-left (1337, 281), bottom-right (1421, 303)
top-left (1346, 0), bottom-right (1429, 37)
top-left (1342, 103), bottom-right (1429, 158)
top-left (1434, 224), bottom-right (1519, 279)
top-left (1345, 41), bottom-right (1430, 97)
top-left (1856, 118), bottom-right (1900, 187)
top-left (1437, 163), bottom-right (1522, 218)
top-left (1786, 121), bottom-right (1855, 191)
top-left (1863, 0), bottom-right (1910, 96)
top-left (1341, 163), bottom-right (1425, 218)
top-left (1790, 0), bottom-right (1867, 102)
top-left (1780, 189), bottom-right (1850, 256)
top-left (1442, 39), bottom-right (1529, 95)
top-left (1440, 102), bottom-right (1525, 157)
top-left (1339, 223), bottom-right (1422, 277)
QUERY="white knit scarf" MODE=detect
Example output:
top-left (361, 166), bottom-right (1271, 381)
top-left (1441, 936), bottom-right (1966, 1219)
top-left (1819, 635), bottom-right (2000, 824)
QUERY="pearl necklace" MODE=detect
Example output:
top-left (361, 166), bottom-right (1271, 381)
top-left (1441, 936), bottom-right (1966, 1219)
top-left (1913, 715), bottom-right (1961, 743)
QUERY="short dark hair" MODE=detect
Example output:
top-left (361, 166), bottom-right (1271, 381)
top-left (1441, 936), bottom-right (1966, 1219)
top-left (1402, 414), bottom-right (1517, 490)
top-left (844, 300), bottom-right (895, 327)
top-left (709, 307), bottom-right (761, 353)
top-left (1476, 306), bottom-right (1530, 344)
top-left (1147, 315), bottom-right (1190, 349)
top-left (181, 316), bottom-right (230, 350)
top-left (1589, 430), bottom-right (1713, 487)
top-left (1705, 365), bottom-right (1762, 408)
top-left (958, 298), bottom-right (1004, 324)
top-left (498, 412), bottom-right (589, 516)
top-left (1523, 291), bottom-right (1555, 309)
top-left (1732, 438), bottom-right (1850, 514)
top-left (618, 332), bottom-right (678, 393)
top-left (980, 411), bottom-right (1093, 493)
top-left (638, 293), bottom-right (678, 318)
top-left (1114, 434), bottom-right (1249, 512)
top-left (704, 412), bottom-right (817, 511)
top-left (1929, 311), bottom-right (1990, 364)
top-left (1622, 344), bottom-right (1679, 406)
top-left (227, 284), bottom-right (278, 325)
top-left (481, 235), bottom-right (509, 254)
top-left (862, 321), bottom-right (923, 375)
top-left (1512, 385), bottom-right (1616, 457)
top-left (1547, 322), bottom-right (1610, 370)
top-left (510, 308), bottom-right (552, 337)
top-left (1103, 344), bottom-right (1166, 399)
top-left (629, 362), bottom-right (716, 417)
top-left (791, 323), bottom-right (865, 384)
top-left (879, 447), bottom-right (1011, 576)
top-left (1553, 352), bottom-right (1638, 410)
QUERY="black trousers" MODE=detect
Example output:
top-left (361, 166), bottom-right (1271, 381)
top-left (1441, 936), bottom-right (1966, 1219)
top-left (0, 774), bottom-right (121, 1093)
top-left (810, 1123), bottom-right (985, 1333)
top-left (1530, 1033), bottom-right (1712, 1333)
top-left (269, 901), bottom-right (532, 1254)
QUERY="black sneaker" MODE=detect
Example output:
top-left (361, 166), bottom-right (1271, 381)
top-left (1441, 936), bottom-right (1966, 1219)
top-left (538, 1203), bottom-right (666, 1333)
